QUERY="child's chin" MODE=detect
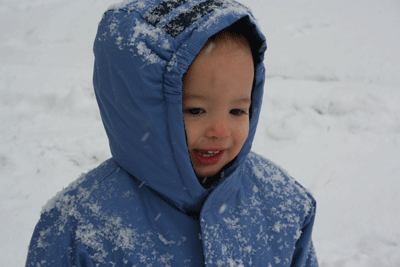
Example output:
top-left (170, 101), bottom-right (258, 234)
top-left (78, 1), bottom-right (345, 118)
top-left (194, 159), bottom-right (234, 180)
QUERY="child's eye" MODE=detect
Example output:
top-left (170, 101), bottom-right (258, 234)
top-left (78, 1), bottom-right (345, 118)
top-left (230, 109), bottom-right (248, 116)
top-left (185, 108), bottom-right (204, 116)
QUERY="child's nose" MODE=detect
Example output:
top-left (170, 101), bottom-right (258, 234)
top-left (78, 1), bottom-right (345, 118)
top-left (206, 116), bottom-right (230, 139)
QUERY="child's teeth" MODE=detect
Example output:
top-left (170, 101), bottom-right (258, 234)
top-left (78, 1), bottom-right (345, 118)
top-left (198, 150), bottom-right (220, 157)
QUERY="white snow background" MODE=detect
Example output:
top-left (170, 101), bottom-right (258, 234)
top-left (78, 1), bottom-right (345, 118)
top-left (1, 0), bottom-right (399, 266)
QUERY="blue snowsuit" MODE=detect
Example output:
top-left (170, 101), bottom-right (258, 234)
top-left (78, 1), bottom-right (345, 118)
top-left (25, 0), bottom-right (318, 266)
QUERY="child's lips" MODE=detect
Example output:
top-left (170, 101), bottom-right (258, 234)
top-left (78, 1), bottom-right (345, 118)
top-left (194, 149), bottom-right (225, 166)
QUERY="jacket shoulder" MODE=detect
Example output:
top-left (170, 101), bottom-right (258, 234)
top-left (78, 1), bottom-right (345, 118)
top-left (243, 152), bottom-right (316, 223)
top-left (41, 158), bottom-right (120, 215)
top-left (26, 159), bottom-right (126, 266)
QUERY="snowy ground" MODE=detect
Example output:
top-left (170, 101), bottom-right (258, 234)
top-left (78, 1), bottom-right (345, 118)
top-left (1, 0), bottom-right (399, 266)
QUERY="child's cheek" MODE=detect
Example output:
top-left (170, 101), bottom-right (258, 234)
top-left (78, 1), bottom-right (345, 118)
top-left (237, 119), bottom-right (250, 147)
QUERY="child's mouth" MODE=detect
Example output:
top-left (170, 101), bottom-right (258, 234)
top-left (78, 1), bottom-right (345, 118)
top-left (194, 149), bottom-right (224, 165)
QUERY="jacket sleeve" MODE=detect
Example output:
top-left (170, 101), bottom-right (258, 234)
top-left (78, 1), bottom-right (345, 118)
top-left (25, 210), bottom-right (95, 267)
top-left (290, 197), bottom-right (318, 267)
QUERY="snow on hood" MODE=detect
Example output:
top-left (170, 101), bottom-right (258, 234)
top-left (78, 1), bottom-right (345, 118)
top-left (93, 0), bottom-right (267, 212)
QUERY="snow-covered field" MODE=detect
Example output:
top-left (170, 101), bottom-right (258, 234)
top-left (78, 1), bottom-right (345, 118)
top-left (1, 0), bottom-right (399, 266)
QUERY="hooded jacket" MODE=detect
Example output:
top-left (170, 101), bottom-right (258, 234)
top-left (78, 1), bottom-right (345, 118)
top-left (25, 0), bottom-right (318, 266)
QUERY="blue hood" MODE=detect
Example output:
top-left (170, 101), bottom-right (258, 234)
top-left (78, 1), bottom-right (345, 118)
top-left (93, 0), bottom-right (267, 212)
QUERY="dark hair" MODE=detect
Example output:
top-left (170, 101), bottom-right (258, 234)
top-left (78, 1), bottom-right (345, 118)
top-left (208, 16), bottom-right (264, 68)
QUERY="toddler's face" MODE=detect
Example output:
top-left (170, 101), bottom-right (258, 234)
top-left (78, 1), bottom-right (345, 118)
top-left (182, 40), bottom-right (254, 179)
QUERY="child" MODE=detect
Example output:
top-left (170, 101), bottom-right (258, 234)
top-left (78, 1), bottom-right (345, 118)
top-left (26, 0), bottom-right (318, 266)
